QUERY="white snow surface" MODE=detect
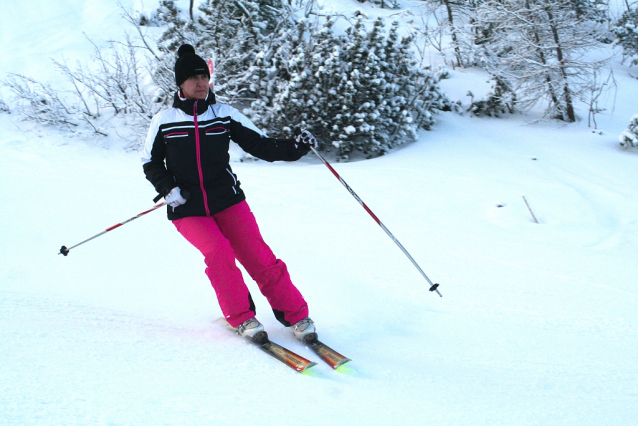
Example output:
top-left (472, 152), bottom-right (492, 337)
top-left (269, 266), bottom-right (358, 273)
top-left (1, 1), bottom-right (638, 425)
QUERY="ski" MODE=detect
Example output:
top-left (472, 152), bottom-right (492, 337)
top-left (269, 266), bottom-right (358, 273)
top-left (303, 333), bottom-right (352, 370)
top-left (219, 318), bottom-right (348, 372)
top-left (247, 331), bottom-right (317, 373)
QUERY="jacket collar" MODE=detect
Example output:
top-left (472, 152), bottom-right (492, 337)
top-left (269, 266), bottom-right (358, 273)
top-left (172, 89), bottom-right (216, 116)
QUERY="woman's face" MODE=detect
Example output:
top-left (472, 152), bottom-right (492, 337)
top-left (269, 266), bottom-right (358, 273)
top-left (180, 74), bottom-right (210, 100)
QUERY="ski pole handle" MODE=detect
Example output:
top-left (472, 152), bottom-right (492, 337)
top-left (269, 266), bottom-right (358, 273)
top-left (153, 187), bottom-right (190, 203)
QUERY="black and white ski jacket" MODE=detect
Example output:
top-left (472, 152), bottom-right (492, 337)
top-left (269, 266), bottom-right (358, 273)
top-left (141, 90), bottom-right (305, 220)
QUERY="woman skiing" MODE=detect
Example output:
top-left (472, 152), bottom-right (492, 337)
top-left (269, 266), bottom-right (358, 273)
top-left (141, 44), bottom-right (317, 341)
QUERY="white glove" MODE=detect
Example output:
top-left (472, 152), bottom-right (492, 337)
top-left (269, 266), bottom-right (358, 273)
top-left (295, 129), bottom-right (318, 152)
top-left (165, 187), bottom-right (187, 208)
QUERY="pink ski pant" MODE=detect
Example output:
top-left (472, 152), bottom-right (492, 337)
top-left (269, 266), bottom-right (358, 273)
top-left (173, 201), bottom-right (308, 328)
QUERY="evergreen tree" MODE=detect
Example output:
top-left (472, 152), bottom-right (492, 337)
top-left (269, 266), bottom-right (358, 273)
top-left (196, 0), bottom-right (260, 101)
top-left (151, 0), bottom-right (294, 103)
top-left (149, 0), bottom-right (202, 103)
top-left (249, 15), bottom-right (450, 159)
top-left (155, 0), bottom-right (200, 52)
top-left (613, 6), bottom-right (638, 66)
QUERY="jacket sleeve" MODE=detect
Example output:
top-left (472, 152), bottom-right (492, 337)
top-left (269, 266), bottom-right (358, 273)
top-left (141, 114), bottom-right (176, 197)
top-left (227, 108), bottom-right (304, 162)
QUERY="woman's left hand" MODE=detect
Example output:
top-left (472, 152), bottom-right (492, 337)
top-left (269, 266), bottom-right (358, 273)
top-left (294, 129), bottom-right (318, 154)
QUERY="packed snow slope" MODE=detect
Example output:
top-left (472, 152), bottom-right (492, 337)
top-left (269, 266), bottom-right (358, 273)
top-left (1, 1), bottom-right (638, 425)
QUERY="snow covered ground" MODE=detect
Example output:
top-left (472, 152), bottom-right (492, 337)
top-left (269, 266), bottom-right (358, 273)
top-left (1, 1), bottom-right (638, 425)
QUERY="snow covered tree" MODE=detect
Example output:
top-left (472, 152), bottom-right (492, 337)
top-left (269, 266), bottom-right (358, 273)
top-left (155, 0), bottom-right (200, 52)
top-left (619, 114), bottom-right (638, 148)
top-left (236, 1), bottom-right (299, 103)
top-left (412, 0), bottom-right (496, 68)
top-left (144, 0), bottom-right (203, 104)
top-left (246, 17), bottom-right (343, 135)
top-left (196, 0), bottom-right (295, 102)
top-left (613, 6), bottom-right (638, 66)
top-left (441, 0), bottom-right (466, 67)
top-left (149, 0), bottom-right (295, 104)
top-left (1, 1), bottom-right (451, 153)
top-left (249, 16), bottom-right (450, 159)
top-left (356, 0), bottom-right (401, 9)
top-left (567, 0), bottom-right (608, 21)
top-left (474, 0), bottom-right (612, 122)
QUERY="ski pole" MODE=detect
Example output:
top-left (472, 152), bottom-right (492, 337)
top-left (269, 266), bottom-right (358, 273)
top-left (310, 146), bottom-right (442, 297)
top-left (59, 201), bottom-right (167, 256)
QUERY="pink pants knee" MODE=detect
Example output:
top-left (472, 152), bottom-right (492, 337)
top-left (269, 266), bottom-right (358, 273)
top-left (173, 201), bottom-right (308, 328)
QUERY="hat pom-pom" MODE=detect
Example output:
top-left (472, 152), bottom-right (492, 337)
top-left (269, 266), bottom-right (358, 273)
top-left (177, 44), bottom-right (196, 58)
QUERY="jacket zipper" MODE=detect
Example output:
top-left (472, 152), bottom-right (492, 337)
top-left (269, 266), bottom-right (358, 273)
top-left (194, 100), bottom-right (211, 216)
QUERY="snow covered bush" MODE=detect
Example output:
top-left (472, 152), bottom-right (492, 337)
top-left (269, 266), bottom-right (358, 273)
top-left (467, 76), bottom-right (516, 117)
top-left (612, 7), bottom-right (638, 66)
top-left (2, 34), bottom-right (164, 140)
top-left (248, 17), bottom-right (450, 159)
top-left (619, 114), bottom-right (638, 148)
top-left (1, 74), bottom-right (79, 131)
top-left (0, 0), bottom-right (192, 141)
top-left (1, 1), bottom-right (450, 155)
top-left (1, 0), bottom-right (293, 140)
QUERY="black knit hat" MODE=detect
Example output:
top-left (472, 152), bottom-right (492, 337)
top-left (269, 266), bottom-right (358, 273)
top-left (174, 44), bottom-right (210, 87)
